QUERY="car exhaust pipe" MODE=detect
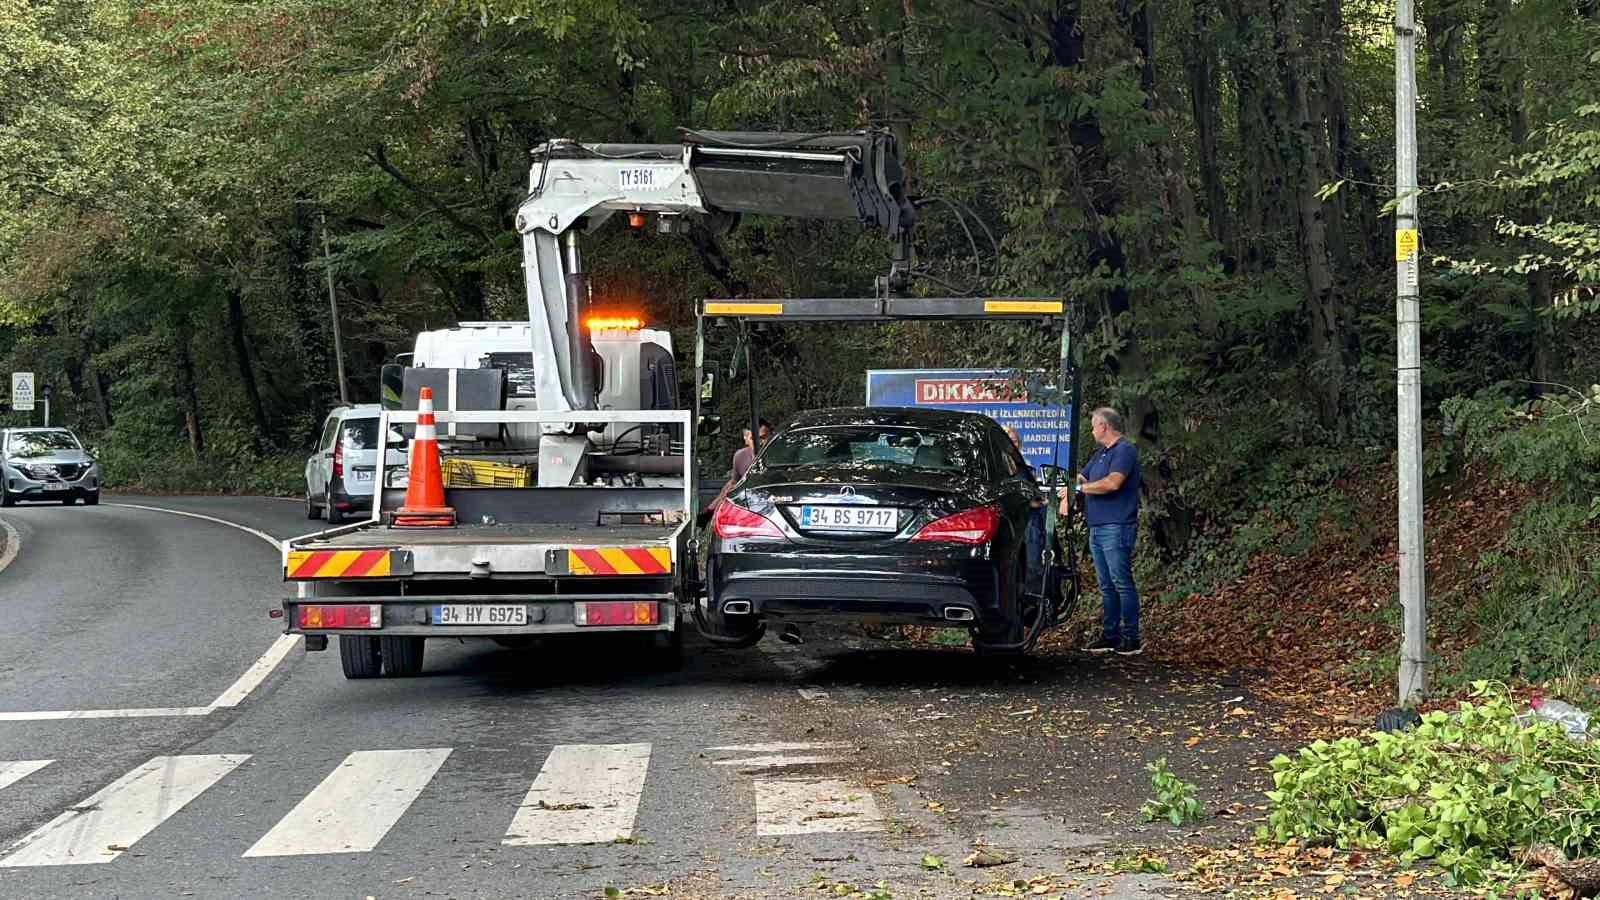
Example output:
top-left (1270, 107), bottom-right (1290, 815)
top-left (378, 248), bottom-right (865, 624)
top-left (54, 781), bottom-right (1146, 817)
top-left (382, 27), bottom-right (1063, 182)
top-left (779, 624), bottom-right (804, 645)
top-left (721, 600), bottom-right (752, 615)
top-left (943, 606), bottom-right (976, 622)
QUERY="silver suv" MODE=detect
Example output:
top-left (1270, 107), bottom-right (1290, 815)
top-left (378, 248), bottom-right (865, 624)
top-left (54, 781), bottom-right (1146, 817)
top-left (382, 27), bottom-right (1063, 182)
top-left (1, 427), bottom-right (101, 506)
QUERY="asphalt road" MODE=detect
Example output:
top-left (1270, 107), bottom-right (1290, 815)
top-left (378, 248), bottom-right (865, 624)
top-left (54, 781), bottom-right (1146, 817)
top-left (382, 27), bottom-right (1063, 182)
top-left (0, 494), bottom-right (1187, 900)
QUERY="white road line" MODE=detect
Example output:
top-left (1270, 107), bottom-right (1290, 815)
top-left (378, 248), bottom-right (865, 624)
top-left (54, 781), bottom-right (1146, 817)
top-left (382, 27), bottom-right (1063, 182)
top-left (504, 743), bottom-right (651, 846)
top-left (0, 760), bottom-right (53, 793)
top-left (243, 749), bottom-right (451, 858)
top-left (0, 707), bottom-right (213, 722)
top-left (209, 634), bottom-right (299, 708)
top-left (0, 516), bottom-right (18, 575)
top-left (0, 503), bottom-right (299, 722)
top-left (105, 502), bottom-right (282, 549)
top-left (0, 754), bottom-right (249, 867)
top-left (708, 742), bottom-right (851, 753)
top-left (106, 504), bottom-right (296, 712)
top-left (753, 778), bottom-right (884, 836)
top-left (713, 755), bottom-right (846, 768)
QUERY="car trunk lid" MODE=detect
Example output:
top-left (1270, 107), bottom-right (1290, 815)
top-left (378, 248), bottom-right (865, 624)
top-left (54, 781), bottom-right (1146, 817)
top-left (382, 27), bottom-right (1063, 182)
top-left (741, 465), bottom-right (985, 545)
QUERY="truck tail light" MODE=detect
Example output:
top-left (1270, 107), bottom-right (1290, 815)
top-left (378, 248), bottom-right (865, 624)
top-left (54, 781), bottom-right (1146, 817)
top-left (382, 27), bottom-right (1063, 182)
top-left (910, 505), bottom-right (1001, 545)
top-left (332, 437), bottom-right (344, 478)
top-left (297, 604), bottom-right (382, 629)
top-left (575, 602), bottom-right (658, 626)
top-left (712, 501), bottom-right (782, 539)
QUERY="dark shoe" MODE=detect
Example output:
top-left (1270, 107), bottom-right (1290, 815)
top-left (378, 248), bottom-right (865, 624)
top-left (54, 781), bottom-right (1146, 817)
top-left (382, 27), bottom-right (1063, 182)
top-left (1115, 637), bottom-right (1143, 656)
top-left (1085, 636), bottom-right (1119, 654)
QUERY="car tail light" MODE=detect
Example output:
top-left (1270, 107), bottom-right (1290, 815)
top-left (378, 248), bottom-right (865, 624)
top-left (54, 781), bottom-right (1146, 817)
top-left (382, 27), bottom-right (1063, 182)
top-left (575, 601), bottom-right (659, 626)
top-left (712, 501), bottom-right (782, 539)
top-left (297, 604), bottom-right (382, 629)
top-left (332, 437), bottom-right (344, 478)
top-left (910, 505), bottom-right (1001, 544)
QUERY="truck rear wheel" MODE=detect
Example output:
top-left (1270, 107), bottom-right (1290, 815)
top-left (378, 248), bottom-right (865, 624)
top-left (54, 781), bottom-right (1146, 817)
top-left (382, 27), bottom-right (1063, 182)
top-left (381, 636), bottom-right (425, 676)
top-left (645, 628), bottom-right (683, 671)
top-left (339, 635), bottom-right (382, 679)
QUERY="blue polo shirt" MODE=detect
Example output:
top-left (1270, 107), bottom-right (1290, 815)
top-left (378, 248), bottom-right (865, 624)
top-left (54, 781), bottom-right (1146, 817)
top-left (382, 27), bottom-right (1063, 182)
top-left (1082, 437), bottom-right (1140, 526)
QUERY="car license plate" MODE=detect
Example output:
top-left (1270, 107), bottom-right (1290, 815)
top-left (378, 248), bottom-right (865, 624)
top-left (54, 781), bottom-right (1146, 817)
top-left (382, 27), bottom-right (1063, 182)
top-left (798, 505), bottom-right (900, 532)
top-left (431, 604), bottom-right (528, 626)
top-left (43, 483), bottom-right (66, 492)
top-left (352, 469), bottom-right (373, 482)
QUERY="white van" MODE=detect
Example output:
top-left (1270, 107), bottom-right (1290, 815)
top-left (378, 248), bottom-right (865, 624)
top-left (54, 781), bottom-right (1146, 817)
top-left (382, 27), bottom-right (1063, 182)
top-left (303, 404), bottom-right (408, 524)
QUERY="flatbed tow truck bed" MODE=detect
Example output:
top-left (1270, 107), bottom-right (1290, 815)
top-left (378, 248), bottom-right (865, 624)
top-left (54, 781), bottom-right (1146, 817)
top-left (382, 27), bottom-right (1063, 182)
top-left (292, 521), bottom-right (680, 551)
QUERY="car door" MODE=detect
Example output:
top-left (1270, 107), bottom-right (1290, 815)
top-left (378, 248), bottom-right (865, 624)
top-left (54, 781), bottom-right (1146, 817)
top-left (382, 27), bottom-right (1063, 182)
top-left (987, 425), bottom-right (1037, 556)
top-left (308, 414), bottom-right (339, 497)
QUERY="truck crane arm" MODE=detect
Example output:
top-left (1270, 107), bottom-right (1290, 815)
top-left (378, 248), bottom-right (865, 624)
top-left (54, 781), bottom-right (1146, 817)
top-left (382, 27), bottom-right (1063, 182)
top-left (513, 129), bottom-right (916, 417)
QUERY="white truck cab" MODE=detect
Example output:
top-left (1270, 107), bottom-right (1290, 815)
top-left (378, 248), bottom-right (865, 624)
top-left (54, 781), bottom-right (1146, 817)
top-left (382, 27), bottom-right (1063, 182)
top-left (399, 320), bottom-right (678, 451)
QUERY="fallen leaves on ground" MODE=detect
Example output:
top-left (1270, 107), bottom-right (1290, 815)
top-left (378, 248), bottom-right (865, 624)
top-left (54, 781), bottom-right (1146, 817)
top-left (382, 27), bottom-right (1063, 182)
top-left (1120, 462), bottom-right (1537, 727)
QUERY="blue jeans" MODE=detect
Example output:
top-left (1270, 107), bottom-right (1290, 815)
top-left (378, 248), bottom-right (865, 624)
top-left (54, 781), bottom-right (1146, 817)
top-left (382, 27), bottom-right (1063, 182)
top-left (1089, 523), bottom-right (1139, 642)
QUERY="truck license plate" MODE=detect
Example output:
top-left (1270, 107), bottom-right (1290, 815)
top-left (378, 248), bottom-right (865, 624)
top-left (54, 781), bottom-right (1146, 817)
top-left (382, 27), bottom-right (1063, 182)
top-left (799, 505), bottom-right (899, 532)
top-left (431, 604), bottom-right (528, 626)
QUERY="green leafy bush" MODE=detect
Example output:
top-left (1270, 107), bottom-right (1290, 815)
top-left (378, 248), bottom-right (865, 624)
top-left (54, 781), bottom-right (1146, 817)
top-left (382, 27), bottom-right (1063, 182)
top-left (1263, 683), bottom-right (1600, 886)
top-left (93, 414), bottom-right (304, 496)
top-left (1433, 391), bottom-right (1600, 691)
top-left (1142, 758), bottom-right (1203, 826)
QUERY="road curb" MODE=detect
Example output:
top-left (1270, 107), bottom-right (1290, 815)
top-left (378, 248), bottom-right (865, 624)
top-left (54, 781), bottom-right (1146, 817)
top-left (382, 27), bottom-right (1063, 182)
top-left (0, 515), bottom-right (17, 575)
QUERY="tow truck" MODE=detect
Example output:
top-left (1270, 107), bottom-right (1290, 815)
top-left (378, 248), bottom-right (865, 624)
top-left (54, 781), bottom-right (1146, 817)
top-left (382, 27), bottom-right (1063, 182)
top-left (280, 129), bottom-right (1084, 679)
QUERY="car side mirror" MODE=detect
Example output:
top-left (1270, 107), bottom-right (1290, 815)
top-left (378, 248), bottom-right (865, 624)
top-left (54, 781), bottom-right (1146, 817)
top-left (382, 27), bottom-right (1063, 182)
top-left (380, 363), bottom-right (406, 411)
top-left (1037, 464), bottom-right (1068, 485)
top-left (700, 361), bottom-right (722, 407)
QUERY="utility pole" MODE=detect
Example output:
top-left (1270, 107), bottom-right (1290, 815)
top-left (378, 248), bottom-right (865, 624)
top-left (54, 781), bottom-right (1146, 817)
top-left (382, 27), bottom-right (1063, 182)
top-left (322, 212), bottom-right (350, 405)
top-left (1394, 0), bottom-right (1427, 706)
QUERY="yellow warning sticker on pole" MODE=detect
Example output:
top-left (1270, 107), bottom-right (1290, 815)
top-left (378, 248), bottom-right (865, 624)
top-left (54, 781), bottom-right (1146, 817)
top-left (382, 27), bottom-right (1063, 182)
top-left (1395, 229), bottom-right (1419, 261)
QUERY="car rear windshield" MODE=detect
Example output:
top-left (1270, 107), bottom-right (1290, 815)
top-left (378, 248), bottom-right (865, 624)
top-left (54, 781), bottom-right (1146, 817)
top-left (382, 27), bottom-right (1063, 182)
top-left (759, 425), bottom-right (985, 475)
top-left (7, 431), bottom-right (80, 456)
top-left (342, 419), bottom-right (380, 449)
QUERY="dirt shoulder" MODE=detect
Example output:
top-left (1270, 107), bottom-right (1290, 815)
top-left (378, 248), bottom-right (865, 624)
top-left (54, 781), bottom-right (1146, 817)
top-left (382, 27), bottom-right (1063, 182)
top-left (756, 632), bottom-right (1473, 898)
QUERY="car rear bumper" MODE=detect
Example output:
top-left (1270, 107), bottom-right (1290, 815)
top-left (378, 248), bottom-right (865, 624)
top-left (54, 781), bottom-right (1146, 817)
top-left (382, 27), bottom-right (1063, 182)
top-left (709, 550), bottom-right (1001, 627)
top-left (329, 481), bottom-right (376, 508)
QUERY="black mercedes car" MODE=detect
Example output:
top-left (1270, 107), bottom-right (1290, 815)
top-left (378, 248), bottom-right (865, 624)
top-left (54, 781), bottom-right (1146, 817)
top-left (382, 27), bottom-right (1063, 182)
top-left (701, 407), bottom-right (1056, 652)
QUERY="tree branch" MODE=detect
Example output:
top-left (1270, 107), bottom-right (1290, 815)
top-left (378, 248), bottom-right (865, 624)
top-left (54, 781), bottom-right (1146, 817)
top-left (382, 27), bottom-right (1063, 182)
top-left (366, 143), bottom-right (494, 247)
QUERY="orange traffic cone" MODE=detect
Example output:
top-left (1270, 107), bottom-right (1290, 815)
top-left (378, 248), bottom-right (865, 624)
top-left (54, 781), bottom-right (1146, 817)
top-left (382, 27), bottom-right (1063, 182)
top-left (391, 387), bottom-right (457, 528)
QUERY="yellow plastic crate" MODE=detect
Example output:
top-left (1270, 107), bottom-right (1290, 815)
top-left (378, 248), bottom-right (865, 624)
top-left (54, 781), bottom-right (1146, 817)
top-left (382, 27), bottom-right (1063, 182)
top-left (442, 458), bottom-right (533, 488)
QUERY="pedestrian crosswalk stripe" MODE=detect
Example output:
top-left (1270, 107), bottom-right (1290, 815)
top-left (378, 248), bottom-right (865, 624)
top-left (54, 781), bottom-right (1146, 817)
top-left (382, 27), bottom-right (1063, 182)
top-left (754, 778), bottom-right (884, 836)
top-left (504, 743), bottom-right (651, 846)
top-left (0, 760), bottom-right (53, 794)
top-left (243, 749), bottom-right (452, 858)
top-left (0, 754), bottom-right (249, 867)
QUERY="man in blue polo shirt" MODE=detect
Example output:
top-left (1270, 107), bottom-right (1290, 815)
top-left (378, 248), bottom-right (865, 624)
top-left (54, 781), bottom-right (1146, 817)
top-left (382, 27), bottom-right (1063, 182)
top-left (1060, 407), bottom-right (1143, 655)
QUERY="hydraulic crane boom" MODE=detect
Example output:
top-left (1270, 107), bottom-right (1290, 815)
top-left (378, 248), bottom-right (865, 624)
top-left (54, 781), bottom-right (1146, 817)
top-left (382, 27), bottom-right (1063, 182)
top-left (513, 129), bottom-right (916, 420)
